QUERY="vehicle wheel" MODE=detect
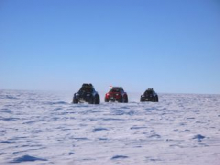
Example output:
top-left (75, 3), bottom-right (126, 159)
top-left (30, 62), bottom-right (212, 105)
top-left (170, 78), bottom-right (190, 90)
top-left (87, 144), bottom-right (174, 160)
top-left (155, 96), bottom-right (159, 102)
top-left (73, 97), bottom-right (78, 104)
top-left (88, 97), bottom-right (94, 104)
top-left (124, 95), bottom-right (128, 103)
top-left (105, 98), bottom-right (109, 102)
top-left (94, 95), bottom-right (100, 104)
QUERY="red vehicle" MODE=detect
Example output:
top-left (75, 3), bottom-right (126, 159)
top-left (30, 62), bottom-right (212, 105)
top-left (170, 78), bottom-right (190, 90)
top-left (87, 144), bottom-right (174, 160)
top-left (105, 87), bottom-right (128, 103)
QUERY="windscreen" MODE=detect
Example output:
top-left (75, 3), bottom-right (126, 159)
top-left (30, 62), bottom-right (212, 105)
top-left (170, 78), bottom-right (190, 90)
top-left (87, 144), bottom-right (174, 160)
top-left (79, 87), bottom-right (93, 93)
top-left (110, 88), bottom-right (120, 92)
top-left (144, 90), bottom-right (153, 95)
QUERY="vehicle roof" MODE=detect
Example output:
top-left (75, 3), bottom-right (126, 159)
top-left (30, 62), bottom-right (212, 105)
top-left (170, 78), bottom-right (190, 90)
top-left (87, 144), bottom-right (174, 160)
top-left (146, 88), bottom-right (154, 91)
top-left (82, 83), bottom-right (93, 88)
top-left (111, 87), bottom-right (123, 89)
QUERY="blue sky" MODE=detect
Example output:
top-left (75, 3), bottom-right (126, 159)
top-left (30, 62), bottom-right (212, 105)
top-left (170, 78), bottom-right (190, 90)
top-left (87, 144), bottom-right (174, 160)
top-left (0, 0), bottom-right (220, 94)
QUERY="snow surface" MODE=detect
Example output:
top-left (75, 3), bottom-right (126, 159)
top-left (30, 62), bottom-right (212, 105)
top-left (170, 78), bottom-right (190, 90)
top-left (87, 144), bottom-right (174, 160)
top-left (0, 89), bottom-right (220, 165)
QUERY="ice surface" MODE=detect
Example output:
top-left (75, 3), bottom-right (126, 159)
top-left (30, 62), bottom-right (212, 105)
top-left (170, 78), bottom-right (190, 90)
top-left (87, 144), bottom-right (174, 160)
top-left (0, 89), bottom-right (220, 165)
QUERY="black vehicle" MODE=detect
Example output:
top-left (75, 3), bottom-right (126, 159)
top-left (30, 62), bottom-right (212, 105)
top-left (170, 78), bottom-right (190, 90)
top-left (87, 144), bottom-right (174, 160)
top-left (73, 84), bottom-right (100, 104)
top-left (140, 88), bottom-right (158, 102)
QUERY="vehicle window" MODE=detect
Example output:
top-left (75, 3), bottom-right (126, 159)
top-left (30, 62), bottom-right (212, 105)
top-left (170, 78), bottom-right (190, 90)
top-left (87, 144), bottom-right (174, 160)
top-left (145, 90), bottom-right (153, 95)
top-left (79, 88), bottom-right (93, 93)
top-left (110, 88), bottom-right (120, 92)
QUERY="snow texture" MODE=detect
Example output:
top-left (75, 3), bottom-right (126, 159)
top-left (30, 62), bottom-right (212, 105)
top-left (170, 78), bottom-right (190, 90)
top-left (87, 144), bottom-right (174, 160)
top-left (0, 89), bottom-right (220, 165)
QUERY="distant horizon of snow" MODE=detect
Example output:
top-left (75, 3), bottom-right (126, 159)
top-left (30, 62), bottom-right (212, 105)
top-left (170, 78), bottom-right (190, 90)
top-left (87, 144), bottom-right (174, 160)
top-left (1, 88), bottom-right (219, 96)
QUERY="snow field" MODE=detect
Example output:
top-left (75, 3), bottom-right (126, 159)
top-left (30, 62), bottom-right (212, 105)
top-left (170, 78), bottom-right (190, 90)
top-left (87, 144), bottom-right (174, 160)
top-left (0, 90), bottom-right (220, 165)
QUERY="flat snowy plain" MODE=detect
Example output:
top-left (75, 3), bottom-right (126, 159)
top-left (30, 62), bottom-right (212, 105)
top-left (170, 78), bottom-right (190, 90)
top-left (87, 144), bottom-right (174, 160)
top-left (0, 89), bottom-right (220, 165)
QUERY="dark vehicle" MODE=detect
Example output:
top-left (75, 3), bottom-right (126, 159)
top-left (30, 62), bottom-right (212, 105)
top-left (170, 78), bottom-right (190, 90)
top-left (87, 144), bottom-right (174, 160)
top-left (73, 84), bottom-right (100, 104)
top-left (140, 88), bottom-right (158, 102)
top-left (105, 87), bottom-right (128, 103)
